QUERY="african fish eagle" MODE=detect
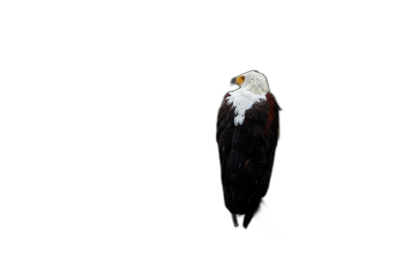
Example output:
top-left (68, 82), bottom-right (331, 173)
top-left (217, 70), bottom-right (280, 228)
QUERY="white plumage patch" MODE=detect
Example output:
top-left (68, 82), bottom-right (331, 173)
top-left (227, 88), bottom-right (266, 126)
top-left (226, 70), bottom-right (270, 126)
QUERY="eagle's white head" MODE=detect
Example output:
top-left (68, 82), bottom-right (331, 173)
top-left (230, 70), bottom-right (270, 95)
top-left (227, 70), bottom-right (270, 125)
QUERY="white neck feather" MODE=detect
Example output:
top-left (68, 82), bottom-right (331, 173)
top-left (227, 88), bottom-right (266, 126)
top-left (226, 71), bottom-right (270, 126)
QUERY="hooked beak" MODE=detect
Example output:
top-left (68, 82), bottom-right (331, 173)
top-left (230, 77), bottom-right (237, 86)
top-left (230, 75), bottom-right (245, 87)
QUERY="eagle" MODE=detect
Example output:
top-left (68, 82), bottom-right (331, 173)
top-left (217, 70), bottom-right (280, 228)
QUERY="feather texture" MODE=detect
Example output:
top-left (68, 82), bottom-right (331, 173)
top-left (217, 92), bottom-right (280, 228)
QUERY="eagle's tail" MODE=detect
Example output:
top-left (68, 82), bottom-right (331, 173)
top-left (242, 198), bottom-right (267, 230)
top-left (243, 214), bottom-right (253, 229)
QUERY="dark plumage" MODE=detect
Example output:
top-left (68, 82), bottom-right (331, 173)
top-left (217, 71), bottom-right (280, 228)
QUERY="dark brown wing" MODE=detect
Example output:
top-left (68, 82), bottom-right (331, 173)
top-left (217, 92), bottom-right (280, 227)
